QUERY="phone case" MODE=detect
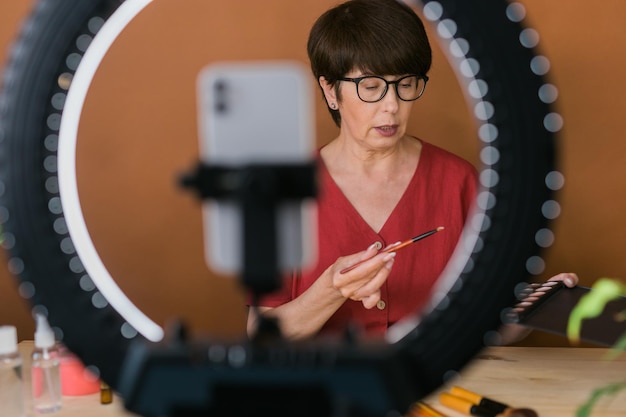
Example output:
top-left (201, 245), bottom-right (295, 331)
top-left (196, 61), bottom-right (316, 274)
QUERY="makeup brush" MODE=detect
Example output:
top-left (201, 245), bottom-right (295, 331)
top-left (448, 386), bottom-right (538, 417)
top-left (439, 393), bottom-right (538, 417)
top-left (414, 401), bottom-right (450, 417)
top-left (340, 226), bottom-right (444, 274)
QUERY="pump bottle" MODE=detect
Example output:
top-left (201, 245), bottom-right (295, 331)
top-left (0, 325), bottom-right (25, 417)
top-left (31, 314), bottom-right (62, 413)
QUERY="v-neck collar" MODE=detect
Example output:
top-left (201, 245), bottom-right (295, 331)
top-left (317, 138), bottom-right (427, 236)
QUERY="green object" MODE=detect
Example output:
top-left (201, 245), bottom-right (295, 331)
top-left (576, 381), bottom-right (626, 417)
top-left (567, 278), bottom-right (626, 343)
top-left (568, 278), bottom-right (626, 416)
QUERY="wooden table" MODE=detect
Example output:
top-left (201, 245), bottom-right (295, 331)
top-left (18, 341), bottom-right (136, 417)
top-left (423, 346), bottom-right (626, 417)
top-left (17, 342), bottom-right (626, 416)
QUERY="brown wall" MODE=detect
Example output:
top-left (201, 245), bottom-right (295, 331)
top-left (1, 0), bottom-right (625, 347)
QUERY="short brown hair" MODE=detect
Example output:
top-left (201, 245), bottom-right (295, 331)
top-left (307, 0), bottom-right (432, 126)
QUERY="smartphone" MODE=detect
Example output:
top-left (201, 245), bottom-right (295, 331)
top-left (196, 61), bottom-right (317, 275)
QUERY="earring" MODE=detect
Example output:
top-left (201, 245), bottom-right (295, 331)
top-left (330, 103), bottom-right (337, 110)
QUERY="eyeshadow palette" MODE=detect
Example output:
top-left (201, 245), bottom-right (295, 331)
top-left (503, 281), bottom-right (626, 347)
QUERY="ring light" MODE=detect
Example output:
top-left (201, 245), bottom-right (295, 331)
top-left (0, 0), bottom-right (562, 414)
top-left (56, 0), bottom-right (161, 343)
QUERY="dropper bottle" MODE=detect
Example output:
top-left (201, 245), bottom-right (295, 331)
top-left (31, 314), bottom-right (62, 413)
top-left (0, 325), bottom-right (25, 417)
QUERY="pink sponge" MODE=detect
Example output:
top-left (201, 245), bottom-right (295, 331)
top-left (60, 353), bottom-right (100, 396)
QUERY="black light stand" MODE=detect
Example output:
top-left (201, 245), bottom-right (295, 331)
top-left (114, 161), bottom-right (425, 417)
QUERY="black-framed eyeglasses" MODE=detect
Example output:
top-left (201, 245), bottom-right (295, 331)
top-left (337, 74), bottom-right (429, 103)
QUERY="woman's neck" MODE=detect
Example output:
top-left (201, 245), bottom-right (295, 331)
top-left (320, 135), bottom-right (421, 179)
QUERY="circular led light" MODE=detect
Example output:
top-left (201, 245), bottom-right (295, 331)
top-left (0, 0), bottom-right (562, 411)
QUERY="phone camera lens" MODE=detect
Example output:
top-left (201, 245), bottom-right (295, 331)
top-left (215, 101), bottom-right (228, 114)
top-left (214, 80), bottom-right (228, 114)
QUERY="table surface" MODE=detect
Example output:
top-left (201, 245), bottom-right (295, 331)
top-left (14, 342), bottom-right (626, 417)
top-left (423, 346), bottom-right (626, 417)
top-left (17, 341), bottom-right (135, 417)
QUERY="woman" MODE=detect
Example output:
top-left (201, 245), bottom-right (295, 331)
top-left (248, 0), bottom-right (577, 341)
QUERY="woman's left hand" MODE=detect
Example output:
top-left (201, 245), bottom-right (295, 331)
top-left (547, 272), bottom-right (579, 288)
top-left (499, 272), bottom-right (579, 345)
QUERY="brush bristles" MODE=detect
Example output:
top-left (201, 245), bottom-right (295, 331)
top-left (507, 408), bottom-right (538, 417)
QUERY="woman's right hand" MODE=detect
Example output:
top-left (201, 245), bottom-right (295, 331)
top-left (247, 243), bottom-right (397, 340)
top-left (331, 243), bottom-right (396, 309)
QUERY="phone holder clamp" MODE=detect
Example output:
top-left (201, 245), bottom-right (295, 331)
top-left (179, 161), bottom-right (317, 296)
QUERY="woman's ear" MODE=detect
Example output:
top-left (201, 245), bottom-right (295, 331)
top-left (319, 76), bottom-right (338, 110)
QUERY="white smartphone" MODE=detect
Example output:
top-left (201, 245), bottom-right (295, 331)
top-left (196, 61), bottom-right (317, 275)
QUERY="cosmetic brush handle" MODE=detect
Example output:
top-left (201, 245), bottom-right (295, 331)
top-left (439, 393), bottom-right (494, 417)
top-left (339, 227), bottom-right (444, 274)
top-left (449, 386), bottom-right (507, 414)
top-left (338, 242), bottom-right (401, 274)
top-left (415, 401), bottom-right (450, 417)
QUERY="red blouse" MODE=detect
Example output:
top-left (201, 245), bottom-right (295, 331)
top-left (257, 139), bottom-right (477, 337)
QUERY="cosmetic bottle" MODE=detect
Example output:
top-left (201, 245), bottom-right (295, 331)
top-left (31, 314), bottom-right (62, 413)
top-left (100, 381), bottom-right (113, 404)
top-left (0, 325), bottom-right (25, 417)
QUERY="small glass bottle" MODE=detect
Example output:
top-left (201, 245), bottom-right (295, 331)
top-left (31, 314), bottom-right (62, 414)
top-left (100, 381), bottom-right (113, 405)
top-left (0, 325), bottom-right (25, 417)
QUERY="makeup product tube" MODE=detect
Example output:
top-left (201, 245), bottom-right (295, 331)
top-left (0, 325), bottom-right (25, 417)
top-left (31, 314), bottom-right (62, 413)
